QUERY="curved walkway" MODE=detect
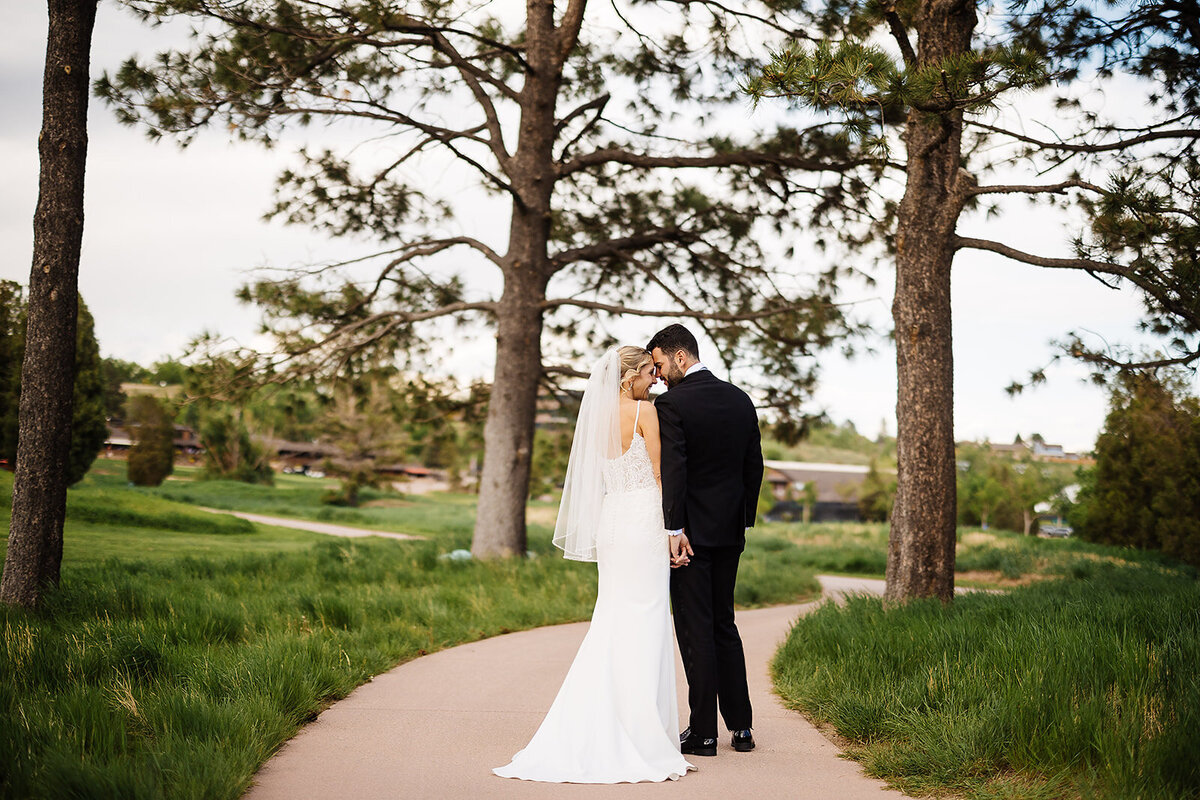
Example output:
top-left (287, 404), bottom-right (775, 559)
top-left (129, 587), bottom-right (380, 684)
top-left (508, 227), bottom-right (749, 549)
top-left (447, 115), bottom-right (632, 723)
top-left (244, 577), bottom-right (906, 799)
top-left (200, 508), bottom-right (423, 541)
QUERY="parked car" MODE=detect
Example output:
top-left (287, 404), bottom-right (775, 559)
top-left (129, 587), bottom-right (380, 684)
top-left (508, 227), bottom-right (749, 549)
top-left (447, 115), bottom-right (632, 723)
top-left (764, 501), bottom-right (803, 523)
top-left (1040, 525), bottom-right (1073, 538)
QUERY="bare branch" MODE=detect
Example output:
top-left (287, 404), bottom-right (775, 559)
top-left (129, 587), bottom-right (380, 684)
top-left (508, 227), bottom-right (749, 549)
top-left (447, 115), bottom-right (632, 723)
top-left (557, 147), bottom-right (884, 176)
top-left (556, 0), bottom-right (587, 65)
top-left (883, 4), bottom-right (917, 67)
top-left (965, 120), bottom-right (1200, 154)
top-left (654, 0), bottom-right (812, 38)
top-left (542, 298), bottom-right (834, 321)
top-left (280, 300), bottom-right (499, 364)
top-left (543, 363), bottom-right (590, 379)
top-left (426, 30), bottom-right (514, 165)
top-left (969, 178), bottom-right (1107, 196)
top-left (556, 94), bottom-right (610, 161)
top-left (551, 227), bottom-right (698, 267)
top-left (953, 236), bottom-right (1126, 274)
top-left (1083, 348), bottom-right (1200, 371)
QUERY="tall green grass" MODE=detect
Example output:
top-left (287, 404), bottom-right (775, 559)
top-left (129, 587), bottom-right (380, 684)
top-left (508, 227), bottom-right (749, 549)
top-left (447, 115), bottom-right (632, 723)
top-left (1, 466), bottom-right (818, 799)
top-left (0, 538), bottom-right (597, 799)
top-left (773, 562), bottom-right (1200, 799)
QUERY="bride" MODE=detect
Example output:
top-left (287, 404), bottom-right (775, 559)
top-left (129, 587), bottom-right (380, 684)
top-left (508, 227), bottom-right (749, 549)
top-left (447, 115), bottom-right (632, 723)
top-left (493, 346), bottom-right (695, 784)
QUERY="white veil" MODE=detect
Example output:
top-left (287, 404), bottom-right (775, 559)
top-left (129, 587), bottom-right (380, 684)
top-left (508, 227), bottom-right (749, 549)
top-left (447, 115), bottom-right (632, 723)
top-left (553, 348), bottom-right (622, 561)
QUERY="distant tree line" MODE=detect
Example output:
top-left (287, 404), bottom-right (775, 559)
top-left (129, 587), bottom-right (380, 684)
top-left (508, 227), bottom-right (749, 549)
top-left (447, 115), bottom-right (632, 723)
top-left (956, 443), bottom-right (1070, 535)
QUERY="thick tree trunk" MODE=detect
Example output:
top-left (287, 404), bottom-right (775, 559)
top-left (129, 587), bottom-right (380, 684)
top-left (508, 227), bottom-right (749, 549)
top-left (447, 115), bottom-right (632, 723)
top-left (471, 0), bottom-right (559, 557)
top-left (1, 0), bottom-right (98, 609)
top-left (471, 277), bottom-right (547, 557)
top-left (883, 0), bottom-right (975, 604)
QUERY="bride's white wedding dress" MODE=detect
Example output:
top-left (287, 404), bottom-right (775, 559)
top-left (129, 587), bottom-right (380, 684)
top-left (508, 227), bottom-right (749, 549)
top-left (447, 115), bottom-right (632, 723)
top-left (493, 402), bottom-right (694, 783)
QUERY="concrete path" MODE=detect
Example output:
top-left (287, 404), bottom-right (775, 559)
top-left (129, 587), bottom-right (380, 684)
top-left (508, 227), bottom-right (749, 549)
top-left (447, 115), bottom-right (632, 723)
top-left (199, 508), bottom-right (424, 541)
top-left (244, 576), bottom-right (907, 799)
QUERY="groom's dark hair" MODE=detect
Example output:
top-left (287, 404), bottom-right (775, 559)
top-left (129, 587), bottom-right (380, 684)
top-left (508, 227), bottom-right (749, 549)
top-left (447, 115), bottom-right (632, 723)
top-left (647, 324), bottom-right (699, 360)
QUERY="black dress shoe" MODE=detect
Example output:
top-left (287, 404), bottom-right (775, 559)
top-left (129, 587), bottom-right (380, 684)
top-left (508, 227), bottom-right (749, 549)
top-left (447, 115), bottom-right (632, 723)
top-left (732, 729), bottom-right (755, 752)
top-left (679, 727), bottom-right (717, 757)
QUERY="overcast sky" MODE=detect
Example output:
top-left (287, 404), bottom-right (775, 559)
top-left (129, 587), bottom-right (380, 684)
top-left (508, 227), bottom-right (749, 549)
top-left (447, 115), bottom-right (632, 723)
top-left (2, 2), bottom-right (1191, 453)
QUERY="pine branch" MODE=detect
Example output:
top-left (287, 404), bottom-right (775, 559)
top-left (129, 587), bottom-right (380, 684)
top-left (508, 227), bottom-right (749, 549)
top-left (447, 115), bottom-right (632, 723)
top-left (955, 236), bottom-right (1200, 326)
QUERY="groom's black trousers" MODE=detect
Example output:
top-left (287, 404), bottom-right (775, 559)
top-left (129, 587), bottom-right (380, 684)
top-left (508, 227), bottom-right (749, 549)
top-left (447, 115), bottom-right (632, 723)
top-left (670, 544), bottom-right (752, 739)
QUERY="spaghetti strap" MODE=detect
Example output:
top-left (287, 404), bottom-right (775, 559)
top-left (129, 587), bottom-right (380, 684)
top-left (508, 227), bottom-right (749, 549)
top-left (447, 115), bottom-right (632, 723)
top-left (633, 399), bottom-right (641, 431)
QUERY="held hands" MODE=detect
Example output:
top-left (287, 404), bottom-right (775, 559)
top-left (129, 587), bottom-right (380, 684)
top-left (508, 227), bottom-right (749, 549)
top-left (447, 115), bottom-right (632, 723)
top-left (669, 531), bottom-right (694, 568)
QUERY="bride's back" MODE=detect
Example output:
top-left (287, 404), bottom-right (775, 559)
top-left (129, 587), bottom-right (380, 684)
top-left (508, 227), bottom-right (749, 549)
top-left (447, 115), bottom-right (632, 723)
top-left (618, 399), bottom-right (645, 452)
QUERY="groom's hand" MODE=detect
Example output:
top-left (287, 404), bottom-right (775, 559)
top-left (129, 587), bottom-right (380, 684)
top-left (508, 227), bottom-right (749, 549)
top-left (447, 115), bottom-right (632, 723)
top-left (670, 531), bottom-right (694, 568)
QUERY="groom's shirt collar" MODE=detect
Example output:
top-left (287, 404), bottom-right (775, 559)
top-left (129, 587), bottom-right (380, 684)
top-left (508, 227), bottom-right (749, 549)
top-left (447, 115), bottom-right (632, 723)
top-left (684, 362), bottom-right (709, 378)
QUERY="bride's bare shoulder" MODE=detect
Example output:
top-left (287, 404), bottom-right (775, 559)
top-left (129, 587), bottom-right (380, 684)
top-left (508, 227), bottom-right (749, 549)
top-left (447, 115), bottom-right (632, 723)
top-left (637, 401), bottom-right (660, 428)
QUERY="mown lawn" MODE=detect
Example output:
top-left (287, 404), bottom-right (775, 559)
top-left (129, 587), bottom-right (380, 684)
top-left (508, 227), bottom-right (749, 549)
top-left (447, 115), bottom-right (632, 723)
top-left (773, 561), bottom-right (1200, 800)
top-left (0, 464), bottom-right (818, 800)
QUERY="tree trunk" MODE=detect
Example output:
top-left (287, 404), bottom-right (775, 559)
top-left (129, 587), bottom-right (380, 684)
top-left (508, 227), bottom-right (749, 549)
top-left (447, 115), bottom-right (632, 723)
top-left (1023, 508), bottom-right (1033, 536)
top-left (471, 0), bottom-right (558, 557)
top-left (883, 0), bottom-right (975, 604)
top-left (1, 0), bottom-right (98, 609)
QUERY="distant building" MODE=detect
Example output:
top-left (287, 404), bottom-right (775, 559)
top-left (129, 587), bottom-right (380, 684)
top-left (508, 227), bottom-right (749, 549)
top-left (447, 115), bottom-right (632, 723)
top-left (104, 424), bottom-right (202, 460)
top-left (763, 460), bottom-right (883, 522)
top-left (984, 438), bottom-right (1092, 465)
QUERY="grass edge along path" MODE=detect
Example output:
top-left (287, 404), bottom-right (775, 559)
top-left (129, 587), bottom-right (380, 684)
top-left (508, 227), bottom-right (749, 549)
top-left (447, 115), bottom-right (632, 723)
top-left (772, 561), bottom-right (1200, 800)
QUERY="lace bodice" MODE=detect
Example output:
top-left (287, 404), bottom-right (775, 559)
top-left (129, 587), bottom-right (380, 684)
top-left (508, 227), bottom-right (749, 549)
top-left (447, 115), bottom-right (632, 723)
top-left (604, 402), bottom-right (658, 494)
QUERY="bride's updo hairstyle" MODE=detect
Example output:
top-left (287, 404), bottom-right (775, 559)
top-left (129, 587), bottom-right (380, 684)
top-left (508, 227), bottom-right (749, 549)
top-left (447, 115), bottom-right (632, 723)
top-left (617, 346), bottom-right (652, 392)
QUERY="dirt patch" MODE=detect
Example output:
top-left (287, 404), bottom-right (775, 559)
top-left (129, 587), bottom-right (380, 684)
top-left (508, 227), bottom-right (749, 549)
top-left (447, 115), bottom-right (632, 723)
top-left (956, 570), bottom-right (1051, 587)
top-left (961, 531), bottom-right (999, 546)
top-left (526, 506), bottom-right (558, 526)
top-left (361, 498), bottom-right (415, 508)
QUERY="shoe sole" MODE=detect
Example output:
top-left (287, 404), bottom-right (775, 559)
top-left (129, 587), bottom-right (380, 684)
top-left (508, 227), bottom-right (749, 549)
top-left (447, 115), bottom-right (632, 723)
top-left (682, 746), bottom-right (717, 757)
top-left (732, 742), bottom-right (755, 752)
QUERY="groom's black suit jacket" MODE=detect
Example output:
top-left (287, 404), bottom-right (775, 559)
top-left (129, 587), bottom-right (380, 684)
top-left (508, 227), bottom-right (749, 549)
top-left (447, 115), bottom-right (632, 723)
top-left (654, 369), bottom-right (763, 548)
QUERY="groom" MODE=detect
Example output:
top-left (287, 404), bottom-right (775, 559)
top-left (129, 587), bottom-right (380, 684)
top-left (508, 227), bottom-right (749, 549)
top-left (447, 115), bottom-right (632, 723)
top-left (648, 324), bottom-right (763, 757)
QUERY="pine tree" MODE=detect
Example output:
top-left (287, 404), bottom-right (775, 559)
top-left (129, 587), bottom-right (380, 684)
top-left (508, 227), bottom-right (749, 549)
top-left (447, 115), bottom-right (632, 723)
top-left (1074, 372), bottom-right (1200, 566)
top-left (2, 0), bottom-right (99, 609)
top-left (98, 0), bottom-right (880, 557)
top-left (0, 290), bottom-right (109, 485)
top-left (126, 395), bottom-right (176, 487)
top-left (747, 0), bottom-right (1200, 600)
top-left (66, 299), bottom-right (107, 486)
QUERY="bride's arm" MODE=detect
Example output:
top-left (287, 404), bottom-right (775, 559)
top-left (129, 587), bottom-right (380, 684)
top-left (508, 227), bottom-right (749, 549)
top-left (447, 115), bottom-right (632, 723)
top-left (639, 403), bottom-right (664, 488)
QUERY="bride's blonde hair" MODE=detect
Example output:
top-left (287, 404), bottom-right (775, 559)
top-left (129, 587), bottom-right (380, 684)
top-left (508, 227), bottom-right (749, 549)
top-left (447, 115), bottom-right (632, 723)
top-left (618, 345), bottom-right (652, 393)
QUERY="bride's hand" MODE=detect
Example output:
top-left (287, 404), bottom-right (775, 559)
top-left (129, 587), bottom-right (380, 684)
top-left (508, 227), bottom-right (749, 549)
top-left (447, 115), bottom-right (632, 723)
top-left (669, 532), bottom-right (692, 568)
